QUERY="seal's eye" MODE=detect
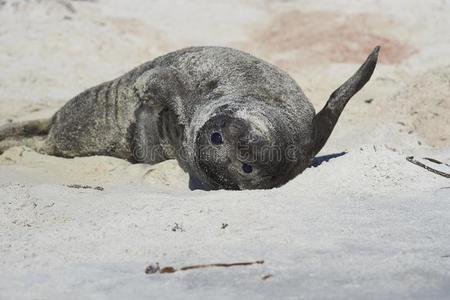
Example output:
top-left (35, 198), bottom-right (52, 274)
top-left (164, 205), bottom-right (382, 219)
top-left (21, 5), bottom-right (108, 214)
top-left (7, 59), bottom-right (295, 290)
top-left (242, 163), bottom-right (253, 174)
top-left (210, 132), bottom-right (223, 145)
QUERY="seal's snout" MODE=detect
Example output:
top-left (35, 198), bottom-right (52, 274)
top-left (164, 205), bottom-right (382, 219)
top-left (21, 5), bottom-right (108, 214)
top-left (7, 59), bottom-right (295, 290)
top-left (192, 114), bottom-right (255, 190)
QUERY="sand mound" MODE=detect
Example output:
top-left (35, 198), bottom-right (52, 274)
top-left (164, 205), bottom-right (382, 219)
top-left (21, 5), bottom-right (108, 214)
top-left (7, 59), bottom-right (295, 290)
top-left (0, 146), bottom-right (189, 190)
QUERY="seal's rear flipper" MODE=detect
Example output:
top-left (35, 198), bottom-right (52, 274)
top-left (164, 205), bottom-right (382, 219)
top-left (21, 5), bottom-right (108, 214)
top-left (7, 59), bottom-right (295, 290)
top-left (312, 46), bottom-right (380, 156)
top-left (0, 119), bottom-right (51, 140)
top-left (0, 119), bottom-right (51, 154)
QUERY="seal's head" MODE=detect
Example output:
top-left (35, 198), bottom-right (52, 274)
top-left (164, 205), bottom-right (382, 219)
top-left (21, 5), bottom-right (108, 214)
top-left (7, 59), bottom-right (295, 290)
top-left (188, 99), bottom-right (314, 190)
top-left (186, 46), bottom-right (380, 191)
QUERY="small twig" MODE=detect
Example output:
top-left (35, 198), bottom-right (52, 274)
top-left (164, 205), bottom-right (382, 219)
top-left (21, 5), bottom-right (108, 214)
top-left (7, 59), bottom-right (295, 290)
top-left (261, 274), bottom-right (273, 280)
top-left (423, 157), bottom-right (443, 164)
top-left (146, 260), bottom-right (264, 274)
top-left (180, 260), bottom-right (264, 271)
top-left (423, 157), bottom-right (450, 167)
top-left (66, 184), bottom-right (104, 191)
top-left (406, 156), bottom-right (450, 178)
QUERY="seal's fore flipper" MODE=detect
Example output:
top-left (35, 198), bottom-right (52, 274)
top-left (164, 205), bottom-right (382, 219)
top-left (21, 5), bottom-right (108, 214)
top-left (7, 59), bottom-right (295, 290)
top-left (133, 66), bottom-right (187, 125)
top-left (132, 67), bottom-right (187, 163)
top-left (311, 46), bottom-right (380, 156)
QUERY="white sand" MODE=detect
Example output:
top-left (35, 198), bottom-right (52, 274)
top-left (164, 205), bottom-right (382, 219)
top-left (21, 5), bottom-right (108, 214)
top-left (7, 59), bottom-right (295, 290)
top-left (0, 0), bottom-right (449, 299)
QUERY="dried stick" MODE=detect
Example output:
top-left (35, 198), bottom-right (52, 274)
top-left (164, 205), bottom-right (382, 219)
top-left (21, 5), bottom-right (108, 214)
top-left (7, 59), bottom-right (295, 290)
top-left (146, 260), bottom-right (264, 274)
top-left (406, 156), bottom-right (450, 179)
top-left (180, 260), bottom-right (264, 271)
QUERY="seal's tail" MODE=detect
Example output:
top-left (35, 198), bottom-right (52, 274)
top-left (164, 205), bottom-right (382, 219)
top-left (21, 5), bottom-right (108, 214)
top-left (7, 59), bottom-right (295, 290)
top-left (0, 118), bottom-right (52, 154)
top-left (311, 46), bottom-right (380, 156)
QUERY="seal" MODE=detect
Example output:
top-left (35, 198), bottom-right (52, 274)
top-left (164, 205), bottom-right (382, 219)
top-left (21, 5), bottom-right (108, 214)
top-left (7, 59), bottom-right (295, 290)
top-left (0, 46), bottom-right (380, 190)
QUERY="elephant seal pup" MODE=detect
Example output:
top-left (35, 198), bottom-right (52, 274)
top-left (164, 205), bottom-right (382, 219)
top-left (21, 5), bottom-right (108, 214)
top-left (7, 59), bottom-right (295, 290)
top-left (0, 46), bottom-right (380, 190)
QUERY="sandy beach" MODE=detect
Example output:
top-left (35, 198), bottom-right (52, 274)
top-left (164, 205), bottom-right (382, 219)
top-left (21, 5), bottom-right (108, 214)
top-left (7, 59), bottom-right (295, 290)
top-left (1, 0), bottom-right (449, 299)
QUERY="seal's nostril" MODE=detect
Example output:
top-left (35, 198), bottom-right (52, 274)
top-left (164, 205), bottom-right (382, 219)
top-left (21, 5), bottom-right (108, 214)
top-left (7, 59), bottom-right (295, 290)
top-left (242, 163), bottom-right (253, 174)
top-left (211, 132), bottom-right (223, 145)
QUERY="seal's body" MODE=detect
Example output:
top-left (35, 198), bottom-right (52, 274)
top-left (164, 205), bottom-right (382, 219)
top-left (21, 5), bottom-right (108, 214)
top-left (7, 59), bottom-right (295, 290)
top-left (0, 46), bottom-right (380, 190)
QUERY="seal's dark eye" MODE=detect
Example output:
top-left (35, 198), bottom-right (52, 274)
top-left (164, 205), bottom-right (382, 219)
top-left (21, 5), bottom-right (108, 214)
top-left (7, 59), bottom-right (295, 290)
top-left (210, 132), bottom-right (223, 145)
top-left (242, 163), bottom-right (253, 174)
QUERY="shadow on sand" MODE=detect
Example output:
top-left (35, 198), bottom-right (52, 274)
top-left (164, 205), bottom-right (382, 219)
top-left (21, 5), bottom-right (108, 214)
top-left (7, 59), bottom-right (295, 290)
top-left (310, 151), bottom-right (347, 168)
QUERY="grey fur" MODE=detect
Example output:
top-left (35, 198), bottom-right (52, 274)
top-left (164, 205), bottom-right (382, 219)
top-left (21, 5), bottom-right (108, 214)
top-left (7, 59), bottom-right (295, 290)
top-left (0, 46), bottom-right (379, 190)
